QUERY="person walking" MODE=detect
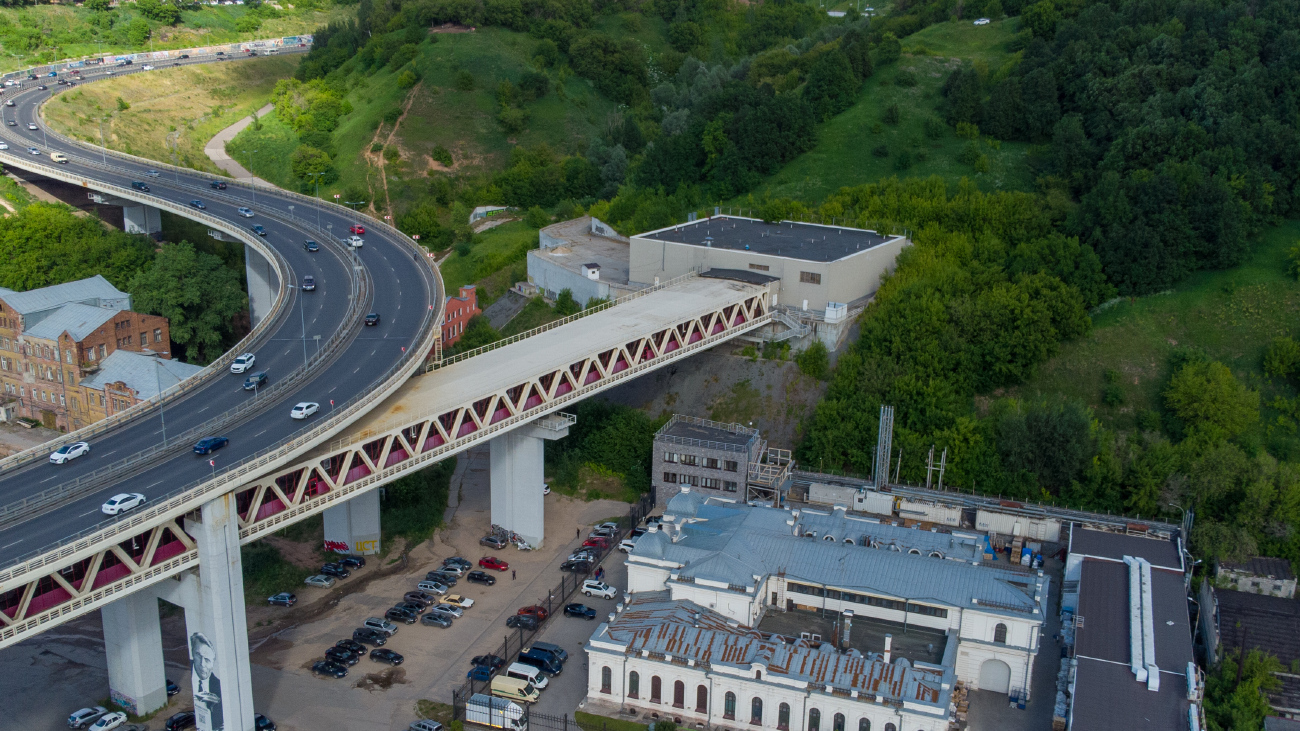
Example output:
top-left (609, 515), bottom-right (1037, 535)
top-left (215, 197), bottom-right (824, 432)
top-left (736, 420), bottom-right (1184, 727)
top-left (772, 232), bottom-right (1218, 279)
top-left (576, 527), bottom-right (580, 540)
top-left (512, 569), bottom-right (516, 581)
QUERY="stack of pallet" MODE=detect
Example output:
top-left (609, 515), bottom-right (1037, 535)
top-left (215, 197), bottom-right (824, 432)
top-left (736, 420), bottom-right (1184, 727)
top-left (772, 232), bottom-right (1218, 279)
top-left (950, 680), bottom-right (969, 728)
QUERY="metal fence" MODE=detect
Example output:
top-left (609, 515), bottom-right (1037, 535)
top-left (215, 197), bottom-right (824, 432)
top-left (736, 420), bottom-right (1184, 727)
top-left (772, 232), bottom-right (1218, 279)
top-left (452, 492), bottom-right (655, 722)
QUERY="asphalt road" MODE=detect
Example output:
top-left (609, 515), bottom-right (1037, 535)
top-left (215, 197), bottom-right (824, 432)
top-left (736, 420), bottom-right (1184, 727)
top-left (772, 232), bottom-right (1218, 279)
top-left (0, 55), bottom-right (439, 565)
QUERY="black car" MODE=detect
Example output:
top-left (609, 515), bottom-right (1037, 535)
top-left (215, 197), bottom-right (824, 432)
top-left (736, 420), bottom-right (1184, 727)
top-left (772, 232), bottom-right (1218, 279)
top-left (302, 275), bottom-right (316, 291)
top-left (324, 646), bottom-right (360, 666)
top-left (564, 603), bottom-right (598, 620)
top-left (243, 371), bottom-right (269, 390)
top-left (422, 613), bottom-right (452, 628)
top-left (396, 600), bottom-right (427, 615)
top-left (370, 648), bottom-right (404, 665)
top-left (480, 535), bottom-right (509, 549)
top-left (251, 224), bottom-right (267, 236)
top-left (364, 312), bottom-right (380, 326)
top-left (506, 614), bottom-right (540, 630)
top-left (560, 559), bottom-right (593, 573)
top-left (311, 660), bottom-right (348, 678)
top-left (353, 628), bottom-right (387, 646)
top-left (37, 84), bottom-right (46, 90)
top-left (131, 181), bottom-right (150, 192)
top-left (336, 638), bottom-right (367, 654)
top-left (339, 555), bottom-right (365, 569)
top-left (472, 654), bottom-right (506, 670)
top-left (180, 54), bottom-right (190, 59)
top-left (210, 180), bottom-right (227, 190)
top-left (444, 556), bottom-right (473, 568)
top-left (320, 562), bottom-right (350, 579)
top-left (630, 527), bottom-right (647, 538)
top-left (189, 200), bottom-right (206, 209)
top-left (164, 711), bottom-right (196, 731)
top-left (254, 714), bottom-right (277, 731)
top-left (426, 570), bottom-right (458, 585)
top-left (304, 239), bottom-right (320, 252)
top-left (193, 436), bottom-right (229, 455)
top-left (386, 607), bottom-right (418, 624)
top-left (467, 570), bottom-right (496, 586)
top-left (404, 591), bottom-right (435, 606)
top-left (166, 677), bottom-right (181, 695)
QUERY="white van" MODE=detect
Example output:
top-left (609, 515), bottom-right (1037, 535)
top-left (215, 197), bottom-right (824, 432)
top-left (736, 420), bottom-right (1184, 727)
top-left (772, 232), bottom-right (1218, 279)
top-left (490, 675), bottom-right (540, 704)
top-left (50, 152), bottom-right (67, 164)
top-left (505, 662), bottom-right (548, 690)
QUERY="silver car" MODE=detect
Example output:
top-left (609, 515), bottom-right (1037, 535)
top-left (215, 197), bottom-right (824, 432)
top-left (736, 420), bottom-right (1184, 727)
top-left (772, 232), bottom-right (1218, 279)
top-left (432, 603), bottom-right (463, 618)
top-left (304, 574), bottom-right (336, 588)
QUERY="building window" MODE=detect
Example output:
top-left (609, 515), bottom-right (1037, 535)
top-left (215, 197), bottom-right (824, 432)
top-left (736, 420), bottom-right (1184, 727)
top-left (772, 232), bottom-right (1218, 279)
top-left (748, 263), bottom-right (770, 271)
top-left (696, 685), bottom-right (707, 713)
top-left (883, 725), bottom-right (896, 731)
top-left (628, 672), bottom-right (639, 698)
top-left (704, 457), bottom-right (719, 469)
top-left (724, 481), bottom-right (738, 492)
top-left (663, 472), bottom-right (678, 484)
top-left (858, 720), bottom-right (870, 731)
top-left (751, 697), bottom-right (763, 725)
top-left (724, 692), bottom-right (736, 720)
top-left (799, 271), bottom-right (822, 285)
top-left (680, 454), bottom-right (698, 466)
top-left (99, 344), bottom-right (106, 358)
top-left (154, 328), bottom-right (163, 343)
top-left (808, 709), bottom-right (821, 731)
top-left (906, 602), bottom-right (949, 619)
top-left (778, 703), bottom-right (791, 731)
top-left (994, 623), bottom-right (1007, 644)
top-left (664, 452), bottom-right (679, 463)
top-left (673, 680), bottom-right (684, 708)
top-left (651, 676), bottom-right (661, 703)
top-left (701, 478), bottom-right (720, 489)
top-left (724, 460), bottom-right (739, 472)
top-left (601, 666), bottom-right (612, 693)
top-left (140, 332), bottom-right (147, 347)
top-left (833, 713), bottom-right (845, 731)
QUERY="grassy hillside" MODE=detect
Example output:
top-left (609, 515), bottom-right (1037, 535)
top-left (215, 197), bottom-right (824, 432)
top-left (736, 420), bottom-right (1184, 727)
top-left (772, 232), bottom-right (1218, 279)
top-left (44, 56), bottom-right (301, 174)
top-left (758, 18), bottom-right (1032, 202)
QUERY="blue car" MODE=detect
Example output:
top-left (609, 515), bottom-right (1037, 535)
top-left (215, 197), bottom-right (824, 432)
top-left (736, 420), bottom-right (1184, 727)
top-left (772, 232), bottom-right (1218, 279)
top-left (193, 436), bottom-right (229, 455)
top-left (467, 665), bottom-right (492, 681)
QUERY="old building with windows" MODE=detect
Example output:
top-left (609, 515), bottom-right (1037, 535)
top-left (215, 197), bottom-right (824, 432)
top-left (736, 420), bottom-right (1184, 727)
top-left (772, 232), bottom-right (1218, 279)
top-left (653, 415), bottom-right (762, 502)
top-left (1215, 556), bottom-right (1296, 598)
top-left (442, 285), bottom-right (481, 347)
top-left (0, 275), bottom-right (177, 430)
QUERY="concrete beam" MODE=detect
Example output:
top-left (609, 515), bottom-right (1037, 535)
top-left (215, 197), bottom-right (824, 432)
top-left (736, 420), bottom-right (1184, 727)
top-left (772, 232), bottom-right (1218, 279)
top-left (122, 204), bottom-right (162, 235)
top-left (101, 590), bottom-right (168, 717)
top-left (489, 416), bottom-right (571, 548)
top-left (323, 488), bottom-right (380, 555)
top-left (244, 243), bottom-right (277, 328)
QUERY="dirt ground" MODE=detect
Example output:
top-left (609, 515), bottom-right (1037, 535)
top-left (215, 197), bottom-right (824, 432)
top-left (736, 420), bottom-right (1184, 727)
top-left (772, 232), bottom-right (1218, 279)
top-left (0, 419), bottom-right (62, 457)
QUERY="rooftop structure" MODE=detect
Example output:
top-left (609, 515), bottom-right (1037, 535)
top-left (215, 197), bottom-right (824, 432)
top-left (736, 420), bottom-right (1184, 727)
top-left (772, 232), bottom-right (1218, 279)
top-left (528, 216), bottom-right (637, 306)
top-left (637, 217), bottom-right (895, 263)
top-left (0, 274), bottom-right (131, 326)
top-left (1206, 587), bottom-right (1300, 717)
top-left (1216, 556), bottom-right (1296, 598)
top-left (79, 349), bottom-right (203, 401)
top-left (652, 414), bottom-right (787, 505)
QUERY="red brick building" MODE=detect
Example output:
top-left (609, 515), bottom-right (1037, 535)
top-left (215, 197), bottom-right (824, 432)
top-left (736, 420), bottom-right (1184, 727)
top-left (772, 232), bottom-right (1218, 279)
top-left (442, 285), bottom-right (481, 347)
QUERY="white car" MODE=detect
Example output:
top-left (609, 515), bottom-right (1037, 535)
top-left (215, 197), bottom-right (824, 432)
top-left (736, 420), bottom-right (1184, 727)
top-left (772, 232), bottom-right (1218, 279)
top-left (582, 579), bottom-right (617, 599)
top-left (26, 122), bottom-right (36, 130)
top-left (50, 441), bottom-right (90, 464)
top-left (230, 352), bottom-right (256, 373)
top-left (142, 65), bottom-right (154, 71)
top-left (144, 169), bottom-right (161, 177)
top-left (101, 493), bottom-right (146, 515)
top-left (973, 16), bottom-right (991, 24)
top-left (237, 207), bottom-right (254, 217)
top-left (0, 142), bottom-right (8, 150)
top-left (347, 235), bottom-right (364, 248)
top-left (543, 484), bottom-right (551, 495)
top-left (618, 538), bottom-right (637, 553)
top-left (88, 712), bottom-right (127, 731)
top-left (304, 574), bottom-right (336, 588)
top-left (290, 402), bottom-right (319, 419)
top-left (4, 99), bottom-right (13, 106)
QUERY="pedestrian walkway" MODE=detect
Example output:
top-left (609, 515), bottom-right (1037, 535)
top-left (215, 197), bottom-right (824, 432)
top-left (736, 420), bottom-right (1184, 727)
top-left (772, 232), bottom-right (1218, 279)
top-left (203, 103), bottom-right (274, 186)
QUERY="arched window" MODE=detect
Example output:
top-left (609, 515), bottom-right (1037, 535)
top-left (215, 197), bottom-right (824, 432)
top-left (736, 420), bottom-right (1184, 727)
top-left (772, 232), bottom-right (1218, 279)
top-left (833, 713), bottom-right (845, 731)
top-left (674, 680), bottom-right (685, 708)
top-left (696, 685), bottom-right (708, 713)
top-left (628, 672), bottom-right (639, 698)
top-left (651, 675), bottom-right (662, 703)
top-left (756, 670), bottom-right (762, 680)
top-left (724, 692), bottom-right (737, 719)
top-left (884, 725), bottom-right (896, 731)
top-left (809, 708), bottom-right (821, 731)
top-left (858, 719), bottom-right (871, 731)
top-left (601, 666), bottom-right (612, 693)
top-left (751, 697), bottom-right (763, 725)
top-left (778, 703), bottom-right (791, 731)
top-left (994, 623), bottom-right (1008, 644)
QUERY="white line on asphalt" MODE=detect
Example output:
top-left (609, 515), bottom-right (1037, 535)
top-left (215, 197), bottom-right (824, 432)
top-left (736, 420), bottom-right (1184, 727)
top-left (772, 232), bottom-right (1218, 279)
top-left (329, 386), bottom-right (338, 393)
top-left (254, 429), bottom-right (267, 438)
top-left (77, 509), bottom-right (99, 518)
top-left (101, 450), bottom-right (117, 458)
top-left (353, 367), bottom-right (360, 373)
top-left (39, 474), bottom-right (58, 483)
top-left (1, 538), bottom-right (23, 549)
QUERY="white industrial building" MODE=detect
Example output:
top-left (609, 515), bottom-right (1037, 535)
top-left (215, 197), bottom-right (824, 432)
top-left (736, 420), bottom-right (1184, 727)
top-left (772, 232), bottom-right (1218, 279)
top-left (624, 490), bottom-right (1050, 700)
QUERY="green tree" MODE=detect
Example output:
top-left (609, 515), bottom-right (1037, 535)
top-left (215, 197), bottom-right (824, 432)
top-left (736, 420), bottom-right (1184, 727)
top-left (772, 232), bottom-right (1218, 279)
top-left (455, 71), bottom-right (475, 91)
top-left (668, 21), bottom-right (702, 52)
top-left (1022, 0), bottom-right (1061, 38)
top-left (524, 206), bottom-right (550, 228)
top-left (126, 17), bottom-right (152, 46)
top-left (235, 15), bottom-right (261, 33)
top-left (875, 32), bottom-right (901, 65)
top-left (1289, 243), bottom-right (1300, 279)
top-left (137, 0), bottom-right (180, 23)
top-left (453, 315), bottom-right (501, 353)
top-left (1265, 336), bottom-right (1300, 379)
top-left (796, 341), bottom-right (829, 380)
top-left (554, 288), bottom-right (580, 315)
top-left (128, 242), bottom-right (246, 363)
top-left (1164, 360), bottom-right (1260, 441)
top-left (803, 49), bottom-right (859, 121)
top-left (1205, 649), bottom-right (1282, 731)
top-left (289, 145), bottom-right (338, 184)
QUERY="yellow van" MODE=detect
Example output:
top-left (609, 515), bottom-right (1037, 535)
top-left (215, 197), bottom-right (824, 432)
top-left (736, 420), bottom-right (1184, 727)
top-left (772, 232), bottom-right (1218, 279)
top-left (50, 152), bottom-right (67, 164)
top-left (490, 675), bottom-right (540, 704)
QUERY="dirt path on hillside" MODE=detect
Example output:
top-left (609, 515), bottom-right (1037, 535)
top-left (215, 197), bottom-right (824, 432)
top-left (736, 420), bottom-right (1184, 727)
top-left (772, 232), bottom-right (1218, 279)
top-left (363, 82), bottom-right (422, 218)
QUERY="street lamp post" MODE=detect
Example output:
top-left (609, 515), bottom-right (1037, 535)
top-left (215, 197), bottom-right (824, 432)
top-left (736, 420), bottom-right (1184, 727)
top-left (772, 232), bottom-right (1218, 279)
top-left (242, 148), bottom-right (258, 206)
top-left (296, 282), bottom-right (309, 366)
top-left (307, 172), bottom-right (324, 228)
top-left (154, 359), bottom-right (168, 445)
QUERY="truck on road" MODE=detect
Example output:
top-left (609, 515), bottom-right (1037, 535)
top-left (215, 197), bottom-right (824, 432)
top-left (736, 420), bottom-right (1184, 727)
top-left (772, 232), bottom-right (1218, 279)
top-left (465, 693), bottom-right (527, 731)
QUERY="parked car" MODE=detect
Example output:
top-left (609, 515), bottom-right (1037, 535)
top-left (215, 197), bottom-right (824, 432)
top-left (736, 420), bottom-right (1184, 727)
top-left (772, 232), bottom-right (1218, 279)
top-left (466, 570), bottom-right (496, 586)
top-left (254, 714), bottom-right (277, 731)
top-left (518, 605), bottom-right (550, 621)
top-left (364, 312), bottom-right (380, 326)
top-left (68, 707), bottom-right (108, 729)
top-left (304, 239), bottom-right (319, 252)
top-left (467, 665), bottom-right (492, 682)
top-left (405, 590), bottom-right (437, 605)
top-left (242, 371), bottom-right (268, 390)
top-left (480, 535), bottom-right (509, 549)
top-left (506, 614), bottom-right (539, 630)
top-left (560, 560), bottom-right (592, 573)
top-left (364, 617), bottom-right (399, 635)
top-left (425, 571), bottom-right (458, 586)
top-left (304, 574), bottom-right (335, 588)
top-left (267, 592), bottom-right (297, 607)
top-left (237, 207), bottom-right (254, 217)
top-left (371, 648), bottom-right (404, 665)
top-left (479, 556), bottom-right (509, 571)
top-left (618, 538), bottom-right (637, 553)
top-left (100, 492), bottom-right (145, 516)
top-left (311, 660), bottom-right (348, 678)
top-left (167, 678), bottom-right (180, 695)
top-left (567, 550), bottom-right (598, 562)
top-left (472, 654), bottom-right (506, 670)
top-left (427, 606), bottom-right (459, 622)
top-left (336, 638), bottom-right (367, 654)
top-left (410, 722), bottom-right (443, 731)
top-left (339, 556), bottom-right (366, 569)
top-left (88, 712), bottom-right (126, 731)
top-left (352, 628), bottom-right (387, 646)
top-left (50, 441), bottom-right (90, 464)
top-left (582, 537), bottom-right (611, 550)
top-left (193, 436), bottom-right (228, 455)
top-left (417, 580), bottom-right (449, 594)
top-left (528, 641), bottom-right (568, 662)
top-left (290, 402), bottom-right (319, 419)
top-left (421, 613), bottom-right (452, 628)
top-left (644, 516), bottom-right (663, 527)
top-left (582, 580), bottom-right (617, 599)
top-left (324, 646), bottom-right (360, 666)
top-left (438, 564), bottom-right (466, 576)
top-left (385, 607), bottom-right (418, 624)
top-left (444, 557), bottom-right (473, 569)
top-left (433, 603), bottom-right (464, 618)
top-left (320, 562), bottom-right (350, 579)
top-left (395, 601), bottom-right (427, 615)
top-left (230, 353), bottom-right (255, 373)
top-left (630, 527), bottom-right (647, 539)
top-left (444, 594), bottom-right (475, 608)
top-left (564, 603), bottom-right (597, 620)
top-left (163, 711), bottom-right (195, 731)
top-left (210, 180), bottom-right (227, 190)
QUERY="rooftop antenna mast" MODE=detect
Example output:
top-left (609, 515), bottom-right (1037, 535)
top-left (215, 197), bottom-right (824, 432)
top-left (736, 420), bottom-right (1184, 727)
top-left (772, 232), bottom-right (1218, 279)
top-left (875, 406), bottom-right (894, 489)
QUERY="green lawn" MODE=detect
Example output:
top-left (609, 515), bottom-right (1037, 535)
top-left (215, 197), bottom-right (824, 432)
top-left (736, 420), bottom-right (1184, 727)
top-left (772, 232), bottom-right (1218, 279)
top-left (227, 109), bottom-right (303, 190)
top-left (1011, 221), bottom-right (1300, 454)
top-left (757, 18), bottom-right (1031, 202)
top-left (440, 219), bottom-right (538, 298)
top-left (501, 296), bottom-right (564, 336)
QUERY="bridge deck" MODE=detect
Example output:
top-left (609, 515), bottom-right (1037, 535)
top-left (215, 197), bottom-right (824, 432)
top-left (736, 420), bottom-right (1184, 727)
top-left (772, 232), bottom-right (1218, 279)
top-left (340, 276), bottom-right (765, 442)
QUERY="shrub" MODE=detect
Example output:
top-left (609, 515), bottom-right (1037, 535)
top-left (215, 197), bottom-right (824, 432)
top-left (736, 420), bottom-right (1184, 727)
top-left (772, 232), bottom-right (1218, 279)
top-left (524, 206), bottom-right (550, 228)
top-left (955, 122), bottom-right (980, 140)
top-left (455, 70), bottom-right (474, 91)
top-left (1288, 243), bottom-right (1300, 279)
top-left (555, 288), bottom-right (580, 315)
top-left (958, 141), bottom-right (981, 165)
top-left (383, 108), bottom-right (402, 125)
top-left (432, 145), bottom-right (453, 167)
top-left (1264, 336), bottom-right (1300, 378)
top-left (235, 15), bottom-right (261, 33)
top-left (498, 106), bottom-right (530, 133)
top-left (895, 70), bottom-right (917, 87)
top-left (882, 104), bottom-right (900, 125)
top-left (876, 32), bottom-right (902, 65)
top-left (397, 69), bottom-right (419, 88)
top-left (383, 146), bottom-right (401, 163)
top-left (924, 117), bottom-right (945, 139)
top-left (796, 341), bottom-right (829, 380)
top-left (893, 150), bottom-right (914, 170)
top-left (974, 154), bottom-right (991, 173)
top-left (116, 96), bottom-right (130, 111)
top-left (872, 144), bottom-right (889, 157)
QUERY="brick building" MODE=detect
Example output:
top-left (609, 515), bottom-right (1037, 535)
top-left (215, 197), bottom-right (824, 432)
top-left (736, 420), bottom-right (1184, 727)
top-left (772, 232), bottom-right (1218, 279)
top-left (0, 275), bottom-right (178, 430)
top-left (653, 415), bottom-right (763, 502)
top-left (442, 284), bottom-right (480, 346)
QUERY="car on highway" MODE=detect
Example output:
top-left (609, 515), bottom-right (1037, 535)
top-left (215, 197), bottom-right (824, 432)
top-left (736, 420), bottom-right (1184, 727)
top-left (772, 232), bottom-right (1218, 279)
top-left (267, 592), bottom-right (297, 607)
top-left (480, 534), bottom-right (509, 549)
top-left (350, 224), bottom-right (366, 235)
top-left (50, 441), bottom-right (90, 464)
top-left (336, 638), bottom-right (367, 654)
top-left (473, 654), bottom-right (506, 670)
top-left (144, 170), bottom-right (161, 177)
top-left (582, 579), bottom-right (618, 599)
top-left (302, 275), bottom-right (315, 291)
top-left (417, 580), bottom-right (449, 594)
top-left (364, 312), bottom-right (380, 326)
top-left (3, 99), bottom-right (12, 106)
top-left (618, 538), bottom-right (637, 553)
top-left (47, 71), bottom-right (57, 77)
top-left (230, 353), bottom-right (256, 373)
top-left (189, 200), bottom-right (206, 209)
top-left (303, 574), bottom-right (335, 588)
top-left (319, 562), bottom-right (350, 579)
top-left (36, 84), bottom-right (46, 90)
top-left (194, 435), bottom-right (230, 454)
top-left (432, 603), bottom-right (464, 618)
top-left (324, 646), bottom-right (360, 666)
top-left (385, 607), bottom-right (417, 624)
top-left (479, 556), bottom-right (509, 571)
top-left (242, 371), bottom-right (268, 390)
top-left (505, 614), bottom-right (539, 630)
top-left (68, 706), bottom-right (109, 729)
top-left (347, 235), bottom-right (364, 248)
top-left (339, 555), bottom-right (366, 569)
top-left (371, 648), bottom-right (404, 665)
top-left (290, 402), bottom-right (319, 419)
top-left (251, 224), bottom-right (267, 236)
top-left (26, 122), bottom-right (35, 130)
top-left (27, 146), bottom-right (40, 155)
top-left (518, 605), bottom-right (550, 621)
top-left (311, 660), bottom-right (348, 678)
top-left (237, 207), bottom-right (254, 217)
top-left (162, 711), bottom-right (195, 731)
top-left (351, 628), bottom-right (387, 646)
top-left (88, 712), bottom-right (126, 731)
top-left (466, 570), bottom-right (496, 586)
top-left (210, 180), bottom-right (227, 190)
top-left (304, 239), bottom-right (319, 252)
top-left (0, 142), bottom-right (7, 150)
top-left (130, 181), bottom-right (150, 192)
top-left (142, 65), bottom-right (154, 71)
top-left (100, 492), bottom-right (145, 516)
top-left (564, 603), bottom-right (597, 620)
top-left (421, 613), bottom-right (452, 628)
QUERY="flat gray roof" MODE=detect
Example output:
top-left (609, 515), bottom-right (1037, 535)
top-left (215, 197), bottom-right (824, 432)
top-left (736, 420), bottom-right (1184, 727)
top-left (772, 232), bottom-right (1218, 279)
top-left (1069, 526), bottom-right (1183, 571)
top-left (660, 417), bottom-right (756, 449)
top-left (637, 216), bottom-right (895, 263)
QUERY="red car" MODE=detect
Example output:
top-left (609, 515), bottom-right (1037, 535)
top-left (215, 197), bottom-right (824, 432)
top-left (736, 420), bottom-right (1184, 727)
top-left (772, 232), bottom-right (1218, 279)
top-left (350, 224), bottom-right (365, 235)
top-left (582, 537), bottom-right (610, 550)
top-left (479, 556), bottom-right (509, 571)
top-left (518, 605), bottom-right (549, 621)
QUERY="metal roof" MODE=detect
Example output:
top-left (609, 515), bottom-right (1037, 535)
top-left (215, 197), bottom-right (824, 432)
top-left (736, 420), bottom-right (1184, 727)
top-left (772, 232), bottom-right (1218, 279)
top-left (1220, 556), bottom-right (1295, 580)
top-left (0, 275), bottom-right (130, 322)
top-left (635, 216), bottom-right (897, 264)
top-left (78, 350), bottom-right (202, 399)
top-left (1069, 525), bottom-right (1183, 571)
top-left (23, 303), bottom-right (120, 341)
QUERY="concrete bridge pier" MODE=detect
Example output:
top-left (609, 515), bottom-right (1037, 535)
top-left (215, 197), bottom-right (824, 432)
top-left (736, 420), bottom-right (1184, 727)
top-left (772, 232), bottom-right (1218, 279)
top-left (101, 590), bottom-right (168, 716)
top-left (323, 488), bottom-right (381, 555)
top-left (490, 415), bottom-right (572, 548)
top-left (122, 203), bottom-right (162, 235)
top-left (244, 244), bottom-right (277, 328)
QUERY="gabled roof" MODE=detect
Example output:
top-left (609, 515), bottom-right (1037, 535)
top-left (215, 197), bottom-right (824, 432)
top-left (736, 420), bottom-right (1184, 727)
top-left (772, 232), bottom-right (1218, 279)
top-left (79, 350), bottom-right (202, 399)
top-left (1221, 557), bottom-right (1295, 580)
top-left (0, 275), bottom-right (130, 321)
top-left (23, 303), bottom-right (120, 341)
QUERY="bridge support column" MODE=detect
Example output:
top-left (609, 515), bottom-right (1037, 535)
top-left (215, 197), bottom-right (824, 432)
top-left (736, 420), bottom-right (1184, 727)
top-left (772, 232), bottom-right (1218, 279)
top-left (101, 590), bottom-right (168, 717)
top-left (244, 244), bottom-right (277, 328)
top-left (182, 494), bottom-right (256, 731)
top-left (490, 417), bottom-right (571, 548)
top-left (122, 204), bottom-right (162, 235)
top-left (323, 488), bottom-right (381, 555)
